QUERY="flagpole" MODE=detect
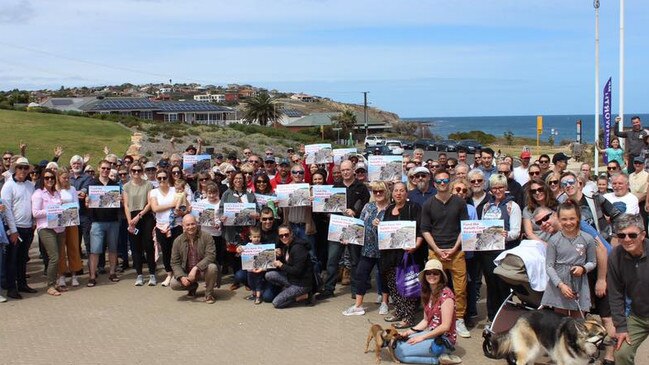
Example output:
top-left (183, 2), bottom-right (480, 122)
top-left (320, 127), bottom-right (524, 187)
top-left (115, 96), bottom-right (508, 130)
top-left (594, 0), bottom-right (600, 175)
top-left (618, 0), bottom-right (625, 138)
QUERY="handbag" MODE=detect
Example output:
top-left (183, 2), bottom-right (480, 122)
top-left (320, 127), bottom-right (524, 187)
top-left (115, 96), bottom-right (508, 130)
top-left (396, 252), bottom-right (421, 299)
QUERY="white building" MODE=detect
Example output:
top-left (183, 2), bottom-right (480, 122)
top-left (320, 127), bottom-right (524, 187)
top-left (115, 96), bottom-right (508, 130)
top-left (193, 94), bottom-right (225, 103)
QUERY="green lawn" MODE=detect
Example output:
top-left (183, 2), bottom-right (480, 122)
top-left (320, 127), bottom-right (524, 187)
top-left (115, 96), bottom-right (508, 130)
top-left (0, 109), bottom-right (131, 165)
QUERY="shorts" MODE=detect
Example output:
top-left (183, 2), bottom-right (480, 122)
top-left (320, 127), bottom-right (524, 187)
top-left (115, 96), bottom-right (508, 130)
top-left (90, 221), bottom-right (119, 254)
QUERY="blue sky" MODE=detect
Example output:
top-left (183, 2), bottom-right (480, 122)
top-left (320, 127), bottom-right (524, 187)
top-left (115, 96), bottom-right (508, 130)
top-left (0, 0), bottom-right (647, 118)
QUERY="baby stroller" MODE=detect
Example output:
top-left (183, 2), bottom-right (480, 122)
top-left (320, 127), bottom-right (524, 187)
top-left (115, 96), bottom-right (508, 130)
top-left (482, 252), bottom-right (544, 359)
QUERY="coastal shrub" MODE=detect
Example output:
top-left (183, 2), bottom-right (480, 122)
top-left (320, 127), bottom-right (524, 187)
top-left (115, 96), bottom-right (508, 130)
top-left (448, 130), bottom-right (497, 145)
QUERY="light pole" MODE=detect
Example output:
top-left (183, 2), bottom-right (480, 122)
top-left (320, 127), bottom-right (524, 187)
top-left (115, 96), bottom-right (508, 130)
top-left (362, 91), bottom-right (369, 138)
top-left (594, 0), bottom-right (601, 174)
top-left (618, 0), bottom-right (625, 146)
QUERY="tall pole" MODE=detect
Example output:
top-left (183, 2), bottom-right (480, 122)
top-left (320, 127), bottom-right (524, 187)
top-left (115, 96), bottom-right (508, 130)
top-left (618, 0), bottom-right (625, 141)
top-left (594, 0), bottom-right (600, 174)
top-left (363, 91), bottom-right (369, 138)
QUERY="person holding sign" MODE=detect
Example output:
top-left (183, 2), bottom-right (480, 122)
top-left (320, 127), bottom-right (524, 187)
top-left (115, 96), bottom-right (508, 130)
top-left (32, 169), bottom-right (66, 296)
top-left (478, 173), bottom-right (522, 323)
top-left (56, 169), bottom-right (82, 288)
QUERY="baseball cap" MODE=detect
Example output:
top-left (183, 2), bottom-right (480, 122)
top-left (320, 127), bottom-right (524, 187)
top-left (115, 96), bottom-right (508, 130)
top-left (15, 157), bottom-right (30, 166)
top-left (265, 156), bottom-right (276, 163)
top-left (520, 151), bottom-right (531, 159)
top-left (355, 162), bottom-right (367, 172)
top-left (633, 156), bottom-right (645, 164)
top-left (144, 161), bottom-right (156, 170)
top-left (409, 166), bottom-right (430, 176)
top-left (552, 153), bottom-right (570, 164)
top-left (279, 158), bottom-right (290, 166)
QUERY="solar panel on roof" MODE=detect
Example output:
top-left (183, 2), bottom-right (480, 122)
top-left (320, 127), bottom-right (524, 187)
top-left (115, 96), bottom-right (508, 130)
top-left (51, 99), bottom-right (73, 106)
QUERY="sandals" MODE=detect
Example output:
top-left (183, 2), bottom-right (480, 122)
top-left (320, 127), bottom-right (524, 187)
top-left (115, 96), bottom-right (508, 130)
top-left (394, 320), bottom-right (413, 329)
top-left (254, 296), bottom-right (263, 305)
top-left (205, 295), bottom-right (216, 304)
top-left (86, 278), bottom-right (97, 287)
top-left (108, 274), bottom-right (120, 283)
top-left (55, 285), bottom-right (69, 292)
top-left (47, 287), bottom-right (61, 296)
top-left (229, 283), bottom-right (240, 291)
top-left (244, 294), bottom-right (255, 300)
top-left (384, 314), bottom-right (401, 322)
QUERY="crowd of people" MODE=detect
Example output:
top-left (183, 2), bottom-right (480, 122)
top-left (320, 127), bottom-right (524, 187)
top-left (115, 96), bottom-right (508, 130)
top-left (1, 116), bottom-right (649, 365)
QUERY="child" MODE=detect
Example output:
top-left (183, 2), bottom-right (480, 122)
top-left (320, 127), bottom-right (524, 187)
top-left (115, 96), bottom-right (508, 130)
top-left (160, 179), bottom-right (190, 238)
top-left (236, 226), bottom-right (266, 304)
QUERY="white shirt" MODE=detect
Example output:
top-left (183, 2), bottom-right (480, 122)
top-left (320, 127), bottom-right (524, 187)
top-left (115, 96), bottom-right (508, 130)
top-left (513, 165), bottom-right (530, 186)
top-left (604, 191), bottom-right (640, 214)
top-left (1, 177), bottom-right (35, 232)
top-left (150, 187), bottom-right (179, 225)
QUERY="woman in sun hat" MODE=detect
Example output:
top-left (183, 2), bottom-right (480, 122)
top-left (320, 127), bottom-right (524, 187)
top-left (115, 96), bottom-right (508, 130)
top-left (394, 259), bottom-right (460, 364)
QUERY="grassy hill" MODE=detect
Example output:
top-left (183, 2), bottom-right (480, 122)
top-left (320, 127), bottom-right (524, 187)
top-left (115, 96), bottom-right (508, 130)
top-left (0, 109), bottom-right (131, 165)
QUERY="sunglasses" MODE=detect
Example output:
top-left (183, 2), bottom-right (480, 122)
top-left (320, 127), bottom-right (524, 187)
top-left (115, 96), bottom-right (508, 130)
top-left (434, 178), bottom-right (450, 184)
top-left (100, 167), bottom-right (111, 171)
top-left (454, 187), bottom-right (468, 193)
top-left (634, 161), bottom-right (644, 164)
top-left (498, 171), bottom-right (510, 174)
top-left (616, 232), bottom-right (641, 239)
top-left (16, 165), bottom-right (30, 170)
top-left (372, 190), bottom-right (385, 194)
top-left (560, 179), bottom-right (576, 188)
top-left (87, 170), bottom-right (95, 174)
top-left (172, 171), bottom-right (182, 175)
top-left (199, 178), bottom-right (209, 182)
top-left (539, 160), bottom-right (550, 164)
top-left (261, 217), bottom-right (273, 222)
top-left (256, 180), bottom-right (267, 184)
top-left (243, 172), bottom-right (253, 176)
top-left (145, 168), bottom-right (156, 171)
top-left (249, 160), bottom-right (260, 164)
top-left (157, 176), bottom-right (168, 181)
top-left (470, 179), bottom-right (483, 184)
top-left (425, 271), bottom-right (441, 277)
top-left (414, 173), bottom-right (428, 179)
top-left (43, 176), bottom-right (55, 181)
top-left (118, 173), bottom-right (128, 176)
top-left (548, 180), bottom-right (559, 185)
top-left (529, 171), bottom-right (541, 176)
top-left (607, 166), bottom-right (618, 171)
top-left (534, 213), bottom-right (552, 226)
top-left (131, 169), bottom-right (142, 173)
top-left (291, 170), bottom-right (305, 175)
top-left (2, 157), bottom-right (10, 160)
top-left (431, 165), bottom-right (440, 168)
top-left (530, 187), bottom-right (545, 195)
top-left (447, 164), bottom-right (456, 168)
top-left (279, 233), bottom-right (290, 238)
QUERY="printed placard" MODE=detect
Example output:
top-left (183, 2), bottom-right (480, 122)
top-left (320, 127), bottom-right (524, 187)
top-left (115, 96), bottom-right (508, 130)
top-left (304, 143), bottom-right (333, 164)
top-left (312, 185), bottom-right (346, 213)
top-left (461, 220), bottom-right (506, 251)
top-left (276, 183), bottom-right (311, 207)
top-left (254, 193), bottom-right (277, 210)
top-left (327, 214), bottom-right (364, 245)
top-left (182, 154), bottom-right (211, 174)
top-left (88, 185), bottom-right (121, 208)
top-left (191, 201), bottom-right (219, 227)
top-left (241, 243), bottom-right (276, 271)
top-left (333, 148), bottom-right (357, 165)
top-left (368, 155), bottom-right (403, 182)
top-left (378, 221), bottom-right (417, 250)
top-left (223, 202), bottom-right (257, 226)
top-left (46, 202), bottom-right (80, 228)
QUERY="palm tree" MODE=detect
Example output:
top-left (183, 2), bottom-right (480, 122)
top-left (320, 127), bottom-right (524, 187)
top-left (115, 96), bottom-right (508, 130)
top-left (330, 109), bottom-right (357, 136)
top-left (241, 93), bottom-right (282, 126)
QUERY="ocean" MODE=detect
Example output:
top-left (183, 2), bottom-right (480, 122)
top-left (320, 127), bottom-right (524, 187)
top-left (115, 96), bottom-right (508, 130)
top-left (403, 114), bottom-right (649, 143)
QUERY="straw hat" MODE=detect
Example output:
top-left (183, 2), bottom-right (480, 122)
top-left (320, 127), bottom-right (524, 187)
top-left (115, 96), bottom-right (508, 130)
top-left (418, 259), bottom-right (447, 283)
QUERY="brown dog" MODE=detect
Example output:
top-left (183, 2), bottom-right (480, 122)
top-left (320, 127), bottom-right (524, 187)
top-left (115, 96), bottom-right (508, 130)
top-left (364, 322), bottom-right (403, 364)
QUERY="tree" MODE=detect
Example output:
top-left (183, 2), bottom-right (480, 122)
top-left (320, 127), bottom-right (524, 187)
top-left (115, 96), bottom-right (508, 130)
top-left (241, 93), bottom-right (282, 126)
top-left (504, 130), bottom-right (514, 146)
top-left (330, 110), bottom-right (357, 136)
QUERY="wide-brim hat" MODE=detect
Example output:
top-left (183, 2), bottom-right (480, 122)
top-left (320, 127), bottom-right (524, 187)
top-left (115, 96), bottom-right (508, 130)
top-left (418, 259), bottom-right (447, 283)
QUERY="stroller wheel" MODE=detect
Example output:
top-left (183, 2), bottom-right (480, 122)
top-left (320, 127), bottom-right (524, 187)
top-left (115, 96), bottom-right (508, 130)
top-left (482, 337), bottom-right (497, 359)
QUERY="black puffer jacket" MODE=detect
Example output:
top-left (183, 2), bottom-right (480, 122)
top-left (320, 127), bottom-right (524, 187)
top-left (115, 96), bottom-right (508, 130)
top-left (278, 237), bottom-right (313, 289)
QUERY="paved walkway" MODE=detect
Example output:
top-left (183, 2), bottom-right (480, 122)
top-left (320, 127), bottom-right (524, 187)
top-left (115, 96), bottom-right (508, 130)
top-left (1, 249), bottom-right (646, 365)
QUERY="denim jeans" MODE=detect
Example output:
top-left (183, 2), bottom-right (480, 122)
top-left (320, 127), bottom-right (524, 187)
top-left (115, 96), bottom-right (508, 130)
top-left (324, 241), bottom-right (344, 292)
top-left (90, 221), bottom-right (119, 254)
top-left (395, 331), bottom-right (451, 364)
top-left (234, 269), bottom-right (248, 286)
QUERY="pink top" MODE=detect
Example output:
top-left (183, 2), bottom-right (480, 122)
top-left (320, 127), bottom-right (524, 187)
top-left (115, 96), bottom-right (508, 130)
top-left (424, 287), bottom-right (457, 345)
top-left (32, 188), bottom-right (64, 233)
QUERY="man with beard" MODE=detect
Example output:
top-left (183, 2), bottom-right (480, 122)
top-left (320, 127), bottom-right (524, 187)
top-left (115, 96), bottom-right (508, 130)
top-left (614, 115), bottom-right (646, 174)
top-left (69, 155), bottom-right (93, 261)
top-left (604, 173), bottom-right (640, 215)
top-left (317, 160), bottom-right (370, 300)
top-left (270, 159), bottom-right (292, 189)
top-left (407, 166), bottom-right (435, 206)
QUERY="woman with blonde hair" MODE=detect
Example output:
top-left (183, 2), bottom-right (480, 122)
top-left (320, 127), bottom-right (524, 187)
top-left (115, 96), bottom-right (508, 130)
top-left (342, 180), bottom-right (391, 316)
top-left (545, 172), bottom-right (567, 203)
top-left (56, 168), bottom-right (83, 288)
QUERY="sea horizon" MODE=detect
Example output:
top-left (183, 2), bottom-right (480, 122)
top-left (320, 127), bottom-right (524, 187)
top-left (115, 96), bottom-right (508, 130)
top-left (403, 113), bottom-right (649, 143)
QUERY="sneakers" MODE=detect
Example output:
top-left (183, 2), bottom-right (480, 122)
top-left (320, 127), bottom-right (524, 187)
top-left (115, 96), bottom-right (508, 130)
top-left (161, 275), bottom-right (172, 287)
top-left (134, 275), bottom-right (144, 286)
top-left (57, 276), bottom-right (67, 288)
top-left (342, 305), bottom-right (365, 316)
top-left (71, 276), bottom-right (80, 287)
top-left (439, 353), bottom-right (463, 364)
top-left (455, 319), bottom-right (471, 338)
top-left (375, 294), bottom-right (382, 304)
top-left (148, 275), bottom-right (157, 286)
top-left (0, 294), bottom-right (6, 303)
top-left (378, 302), bottom-right (389, 315)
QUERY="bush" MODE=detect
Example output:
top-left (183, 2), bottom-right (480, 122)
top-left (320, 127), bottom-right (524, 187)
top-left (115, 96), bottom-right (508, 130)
top-left (448, 130), bottom-right (497, 145)
top-left (228, 123), bottom-right (318, 144)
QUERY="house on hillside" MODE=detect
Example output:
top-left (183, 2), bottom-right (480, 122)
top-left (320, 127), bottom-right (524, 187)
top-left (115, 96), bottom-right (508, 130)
top-left (79, 97), bottom-right (237, 125)
top-left (285, 112), bottom-right (391, 137)
top-left (290, 93), bottom-right (316, 102)
top-left (193, 94), bottom-right (225, 103)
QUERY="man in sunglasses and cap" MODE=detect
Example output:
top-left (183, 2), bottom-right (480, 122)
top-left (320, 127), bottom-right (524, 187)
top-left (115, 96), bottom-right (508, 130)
top-left (1, 157), bottom-right (37, 299)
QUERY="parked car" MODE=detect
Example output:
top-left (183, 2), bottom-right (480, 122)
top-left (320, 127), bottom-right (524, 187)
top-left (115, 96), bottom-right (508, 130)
top-left (413, 139), bottom-right (437, 151)
top-left (399, 140), bottom-right (414, 150)
top-left (385, 140), bottom-right (404, 155)
top-left (364, 135), bottom-right (386, 148)
top-left (457, 139), bottom-right (483, 153)
top-left (433, 139), bottom-right (459, 152)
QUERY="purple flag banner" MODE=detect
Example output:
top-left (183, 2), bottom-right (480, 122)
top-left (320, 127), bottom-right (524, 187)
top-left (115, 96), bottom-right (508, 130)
top-left (603, 77), bottom-right (612, 149)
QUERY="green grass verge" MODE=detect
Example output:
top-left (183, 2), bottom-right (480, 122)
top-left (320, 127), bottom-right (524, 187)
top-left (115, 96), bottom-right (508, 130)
top-left (0, 109), bottom-right (131, 165)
